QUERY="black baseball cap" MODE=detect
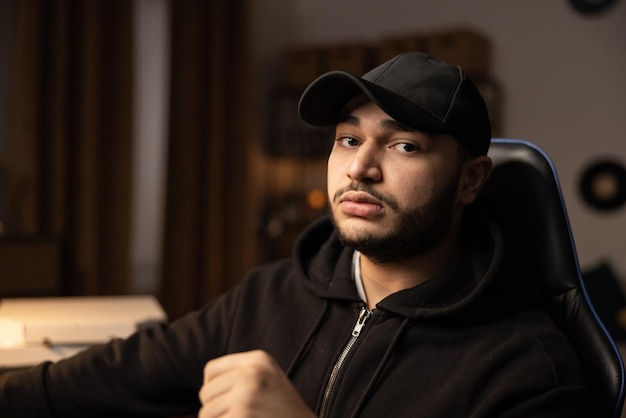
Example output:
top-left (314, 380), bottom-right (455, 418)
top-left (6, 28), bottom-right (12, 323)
top-left (298, 52), bottom-right (491, 156)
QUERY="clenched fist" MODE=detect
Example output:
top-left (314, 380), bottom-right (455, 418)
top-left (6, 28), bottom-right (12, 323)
top-left (198, 350), bottom-right (317, 418)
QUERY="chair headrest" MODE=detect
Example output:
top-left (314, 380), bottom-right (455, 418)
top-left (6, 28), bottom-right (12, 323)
top-left (476, 139), bottom-right (625, 418)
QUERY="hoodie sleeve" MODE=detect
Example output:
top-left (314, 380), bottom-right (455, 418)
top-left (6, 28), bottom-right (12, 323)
top-left (0, 327), bottom-right (199, 417)
top-left (0, 285), bottom-right (247, 418)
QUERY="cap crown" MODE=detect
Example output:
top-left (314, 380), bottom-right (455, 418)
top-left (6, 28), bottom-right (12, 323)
top-left (299, 52), bottom-right (491, 156)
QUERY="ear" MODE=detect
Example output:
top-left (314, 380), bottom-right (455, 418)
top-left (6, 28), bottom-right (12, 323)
top-left (458, 155), bottom-right (492, 205)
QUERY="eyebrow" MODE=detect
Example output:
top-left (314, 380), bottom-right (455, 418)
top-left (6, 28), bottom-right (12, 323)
top-left (337, 114), bottom-right (419, 134)
top-left (380, 118), bottom-right (419, 133)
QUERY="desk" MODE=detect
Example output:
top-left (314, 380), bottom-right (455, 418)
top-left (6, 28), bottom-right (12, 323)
top-left (0, 295), bottom-right (167, 370)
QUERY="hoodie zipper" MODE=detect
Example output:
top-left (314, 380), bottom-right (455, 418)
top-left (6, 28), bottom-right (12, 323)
top-left (318, 306), bottom-right (372, 418)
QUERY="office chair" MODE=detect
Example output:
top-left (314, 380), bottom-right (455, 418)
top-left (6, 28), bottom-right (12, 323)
top-left (475, 139), bottom-right (625, 417)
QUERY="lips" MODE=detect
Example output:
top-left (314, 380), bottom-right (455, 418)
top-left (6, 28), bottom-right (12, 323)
top-left (338, 191), bottom-right (384, 217)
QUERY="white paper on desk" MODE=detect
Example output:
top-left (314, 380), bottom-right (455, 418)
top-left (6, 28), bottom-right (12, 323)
top-left (0, 295), bottom-right (167, 345)
top-left (0, 318), bottom-right (24, 347)
top-left (0, 346), bottom-right (65, 368)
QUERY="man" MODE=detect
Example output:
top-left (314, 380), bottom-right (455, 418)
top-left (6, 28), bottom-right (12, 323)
top-left (0, 52), bottom-right (590, 417)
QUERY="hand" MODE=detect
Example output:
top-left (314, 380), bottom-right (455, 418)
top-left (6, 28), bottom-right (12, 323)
top-left (198, 350), bottom-right (316, 418)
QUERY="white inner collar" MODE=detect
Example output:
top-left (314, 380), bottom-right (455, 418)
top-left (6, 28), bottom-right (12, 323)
top-left (352, 250), bottom-right (367, 303)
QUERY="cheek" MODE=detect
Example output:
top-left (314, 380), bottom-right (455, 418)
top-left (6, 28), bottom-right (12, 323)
top-left (327, 154), bottom-right (345, 186)
top-left (392, 168), bottom-right (431, 197)
top-left (395, 170), bottom-right (446, 208)
top-left (326, 164), bottom-right (340, 201)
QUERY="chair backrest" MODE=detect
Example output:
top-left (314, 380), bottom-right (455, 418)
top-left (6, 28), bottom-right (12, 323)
top-left (476, 139), bottom-right (625, 418)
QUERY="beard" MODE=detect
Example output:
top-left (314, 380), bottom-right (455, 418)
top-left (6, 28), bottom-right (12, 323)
top-left (330, 173), bottom-right (460, 264)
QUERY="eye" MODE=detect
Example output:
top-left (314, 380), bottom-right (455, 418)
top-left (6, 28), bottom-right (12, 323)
top-left (392, 142), bottom-right (420, 154)
top-left (337, 136), bottom-right (360, 148)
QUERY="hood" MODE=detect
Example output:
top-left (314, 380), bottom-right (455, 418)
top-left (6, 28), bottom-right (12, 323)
top-left (293, 210), bottom-right (543, 324)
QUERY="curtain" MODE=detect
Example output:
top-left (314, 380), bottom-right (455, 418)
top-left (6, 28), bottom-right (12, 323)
top-left (7, 0), bottom-right (252, 316)
top-left (7, 0), bottom-right (133, 295)
top-left (159, 0), bottom-right (252, 320)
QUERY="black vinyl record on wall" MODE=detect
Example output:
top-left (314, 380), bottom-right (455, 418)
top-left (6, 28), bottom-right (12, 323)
top-left (569, 0), bottom-right (618, 14)
top-left (579, 160), bottom-right (626, 211)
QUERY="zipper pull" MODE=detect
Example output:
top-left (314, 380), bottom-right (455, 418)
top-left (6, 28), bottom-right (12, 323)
top-left (352, 307), bottom-right (372, 337)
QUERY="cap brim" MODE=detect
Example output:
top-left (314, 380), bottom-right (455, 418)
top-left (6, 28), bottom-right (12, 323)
top-left (298, 71), bottom-right (447, 133)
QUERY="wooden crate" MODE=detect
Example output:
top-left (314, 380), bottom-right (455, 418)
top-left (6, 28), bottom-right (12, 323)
top-left (324, 43), bottom-right (375, 76)
top-left (377, 34), bottom-right (430, 64)
top-left (282, 47), bottom-right (325, 88)
top-left (426, 28), bottom-right (490, 76)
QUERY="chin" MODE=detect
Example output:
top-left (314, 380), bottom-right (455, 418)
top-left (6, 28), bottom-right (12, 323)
top-left (335, 220), bottom-right (391, 245)
top-left (334, 216), bottom-right (387, 235)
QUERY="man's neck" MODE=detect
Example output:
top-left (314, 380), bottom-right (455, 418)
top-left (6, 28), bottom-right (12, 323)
top-left (358, 237), bottom-right (462, 309)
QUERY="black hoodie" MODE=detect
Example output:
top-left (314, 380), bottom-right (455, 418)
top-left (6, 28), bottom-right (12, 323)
top-left (0, 214), bottom-right (591, 417)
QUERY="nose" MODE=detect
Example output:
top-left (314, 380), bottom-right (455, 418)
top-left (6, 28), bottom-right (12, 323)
top-left (346, 144), bottom-right (382, 183)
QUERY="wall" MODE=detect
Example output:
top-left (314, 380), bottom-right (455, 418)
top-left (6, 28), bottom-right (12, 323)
top-left (250, 0), bottom-right (626, 283)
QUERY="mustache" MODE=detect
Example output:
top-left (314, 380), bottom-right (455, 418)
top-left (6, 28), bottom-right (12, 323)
top-left (333, 182), bottom-right (399, 210)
